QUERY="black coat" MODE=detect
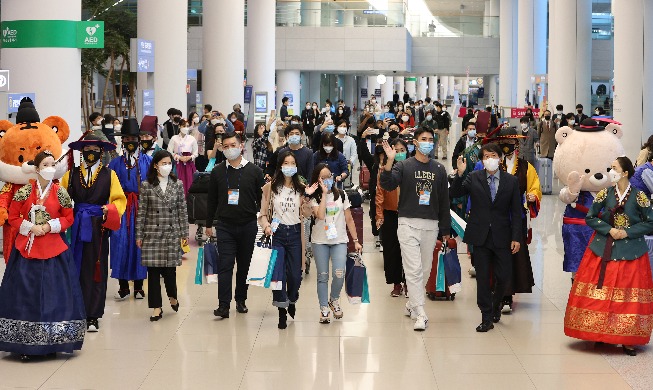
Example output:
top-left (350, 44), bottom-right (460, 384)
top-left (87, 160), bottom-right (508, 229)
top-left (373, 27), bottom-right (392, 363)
top-left (450, 170), bottom-right (522, 248)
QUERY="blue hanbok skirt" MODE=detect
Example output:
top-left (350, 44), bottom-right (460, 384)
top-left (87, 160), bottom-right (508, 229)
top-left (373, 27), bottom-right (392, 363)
top-left (0, 248), bottom-right (86, 355)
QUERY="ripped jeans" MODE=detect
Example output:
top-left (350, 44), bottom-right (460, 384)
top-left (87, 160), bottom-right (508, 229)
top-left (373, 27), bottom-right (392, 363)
top-left (312, 243), bottom-right (348, 308)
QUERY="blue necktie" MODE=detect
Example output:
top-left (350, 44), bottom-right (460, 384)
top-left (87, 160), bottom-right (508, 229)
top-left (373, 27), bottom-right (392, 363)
top-left (489, 175), bottom-right (497, 202)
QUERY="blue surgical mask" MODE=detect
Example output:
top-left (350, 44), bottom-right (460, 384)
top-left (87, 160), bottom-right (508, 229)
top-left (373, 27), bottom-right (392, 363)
top-left (407, 144), bottom-right (415, 153)
top-left (325, 125), bottom-right (335, 133)
top-left (288, 135), bottom-right (301, 145)
top-left (467, 129), bottom-right (477, 138)
top-left (323, 178), bottom-right (334, 191)
top-left (395, 152), bottom-right (407, 161)
top-left (281, 166), bottom-right (297, 177)
top-left (417, 142), bottom-right (434, 155)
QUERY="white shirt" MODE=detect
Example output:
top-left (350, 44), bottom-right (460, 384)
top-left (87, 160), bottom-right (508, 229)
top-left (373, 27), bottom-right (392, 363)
top-left (159, 175), bottom-right (169, 193)
top-left (168, 134), bottom-right (199, 159)
top-left (465, 136), bottom-right (476, 148)
top-left (227, 157), bottom-right (249, 170)
top-left (310, 191), bottom-right (351, 245)
top-left (505, 153), bottom-right (516, 174)
top-left (272, 185), bottom-right (302, 226)
top-left (83, 161), bottom-right (101, 184)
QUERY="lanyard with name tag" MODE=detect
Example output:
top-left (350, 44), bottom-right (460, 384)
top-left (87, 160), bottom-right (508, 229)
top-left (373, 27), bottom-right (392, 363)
top-left (225, 165), bottom-right (243, 205)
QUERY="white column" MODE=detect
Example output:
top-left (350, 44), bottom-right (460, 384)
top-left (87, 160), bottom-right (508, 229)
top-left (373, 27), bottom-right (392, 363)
top-left (405, 78), bottom-right (416, 100)
top-left (484, 75), bottom-right (499, 106)
top-left (300, 0), bottom-right (321, 26)
top-left (439, 75), bottom-right (448, 99)
top-left (397, 77), bottom-right (405, 100)
top-left (613, 0), bottom-right (647, 159)
top-left (138, 0), bottom-right (187, 117)
top-left (381, 76), bottom-right (394, 105)
top-left (203, 0), bottom-right (244, 113)
top-left (247, 0), bottom-right (275, 119)
top-left (499, 0), bottom-right (517, 108)
top-left (1, 0), bottom-right (81, 142)
top-left (448, 76), bottom-right (456, 98)
top-left (548, 0), bottom-right (591, 113)
top-left (428, 76), bottom-right (439, 101)
top-left (644, 1), bottom-right (653, 141)
top-left (517, 0), bottom-right (534, 107)
top-left (359, 75), bottom-right (368, 107)
top-left (367, 76), bottom-right (381, 102)
top-left (417, 77), bottom-right (428, 100)
top-left (344, 75), bottom-right (356, 109)
top-left (276, 70), bottom-right (301, 118)
top-left (484, 0), bottom-right (500, 37)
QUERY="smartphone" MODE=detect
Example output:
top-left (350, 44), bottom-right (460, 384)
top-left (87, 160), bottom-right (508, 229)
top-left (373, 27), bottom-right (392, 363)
top-left (384, 113), bottom-right (396, 120)
top-left (370, 128), bottom-right (380, 135)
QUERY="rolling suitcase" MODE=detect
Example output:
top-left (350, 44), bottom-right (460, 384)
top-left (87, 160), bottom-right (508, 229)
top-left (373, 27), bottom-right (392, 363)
top-left (535, 157), bottom-right (553, 195)
top-left (359, 166), bottom-right (370, 191)
top-left (347, 207), bottom-right (364, 253)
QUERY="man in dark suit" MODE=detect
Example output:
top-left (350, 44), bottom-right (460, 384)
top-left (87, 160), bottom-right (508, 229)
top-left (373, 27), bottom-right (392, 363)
top-left (450, 143), bottom-right (522, 332)
top-left (575, 103), bottom-right (589, 124)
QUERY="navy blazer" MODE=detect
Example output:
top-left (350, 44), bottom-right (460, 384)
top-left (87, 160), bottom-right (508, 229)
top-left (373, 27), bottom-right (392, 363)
top-left (450, 169), bottom-right (523, 248)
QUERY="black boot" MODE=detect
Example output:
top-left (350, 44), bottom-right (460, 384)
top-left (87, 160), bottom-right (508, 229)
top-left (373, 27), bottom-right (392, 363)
top-left (288, 303), bottom-right (296, 319)
top-left (278, 308), bottom-right (288, 329)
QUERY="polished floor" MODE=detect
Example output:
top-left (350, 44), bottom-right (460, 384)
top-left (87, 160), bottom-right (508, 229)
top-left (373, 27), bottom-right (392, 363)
top-left (0, 186), bottom-right (651, 389)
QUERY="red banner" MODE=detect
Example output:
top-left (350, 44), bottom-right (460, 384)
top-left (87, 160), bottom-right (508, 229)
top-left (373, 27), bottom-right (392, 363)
top-left (510, 107), bottom-right (540, 118)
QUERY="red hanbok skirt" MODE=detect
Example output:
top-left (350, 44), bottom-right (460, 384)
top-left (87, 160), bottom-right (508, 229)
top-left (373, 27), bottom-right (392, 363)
top-left (564, 247), bottom-right (653, 345)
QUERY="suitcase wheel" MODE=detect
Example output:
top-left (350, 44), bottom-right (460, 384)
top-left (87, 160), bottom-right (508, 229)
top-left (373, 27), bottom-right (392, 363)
top-left (426, 292), bottom-right (437, 301)
top-left (450, 293), bottom-right (456, 301)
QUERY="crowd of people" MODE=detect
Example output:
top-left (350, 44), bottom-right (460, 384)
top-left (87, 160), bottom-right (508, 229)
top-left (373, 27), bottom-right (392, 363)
top-left (0, 92), bottom-right (652, 363)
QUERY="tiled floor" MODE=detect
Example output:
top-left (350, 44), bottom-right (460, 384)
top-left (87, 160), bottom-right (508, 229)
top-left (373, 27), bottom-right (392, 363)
top-left (0, 190), bottom-right (651, 389)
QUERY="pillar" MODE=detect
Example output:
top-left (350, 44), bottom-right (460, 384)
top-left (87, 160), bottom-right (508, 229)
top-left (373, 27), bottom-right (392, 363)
top-left (484, 0), bottom-right (500, 37)
top-left (1, 0), bottom-right (82, 142)
top-left (367, 76), bottom-right (381, 103)
top-left (405, 78), bottom-right (416, 100)
top-left (381, 76), bottom-right (394, 105)
top-left (247, 0), bottom-right (275, 120)
top-left (300, 0), bottom-right (321, 26)
top-left (359, 75), bottom-right (368, 108)
top-left (276, 70), bottom-right (301, 118)
top-left (517, 0), bottom-right (534, 107)
top-left (448, 76), bottom-right (456, 98)
top-left (484, 75), bottom-right (499, 106)
top-left (344, 75), bottom-right (356, 108)
top-left (307, 72), bottom-right (321, 105)
top-left (439, 75), bottom-right (448, 99)
top-left (203, 0), bottom-right (244, 113)
top-left (417, 77), bottom-right (428, 101)
top-left (499, 0), bottom-right (517, 108)
top-left (397, 77), bottom-right (405, 99)
top-left (137, 0), bottom-right (187, 118)
top-left (428, 76), bottom-right (439, 101)
top-left (613, 0), bottom-right (652, 159)
top-left (548, 0), bottom-right (591, 113)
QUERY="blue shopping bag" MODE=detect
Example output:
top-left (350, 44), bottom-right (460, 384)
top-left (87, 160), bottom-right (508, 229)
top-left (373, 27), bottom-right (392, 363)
top-left (443, 248), bottom-right (462, 294)
top-left (345, 253), bottom-right (369, 304)
top-left (263, 247), bottom-right (279, 288)
top-left (435, 252), bottom-right (446, 292)
top-left (194, 246), bottom-right (204, 285)
top-left (269, 245), bottom-right (286, 291)
top-left (203, 239), bottom-right (219, 276)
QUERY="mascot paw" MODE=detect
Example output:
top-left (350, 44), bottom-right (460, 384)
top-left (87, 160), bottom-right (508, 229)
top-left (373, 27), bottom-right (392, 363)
top-left (0, 208), bottom-right (7, 226)
top-left (21, 162), bottom-right (37, 175)
top-left (567, 171), bottom-right (585, 194)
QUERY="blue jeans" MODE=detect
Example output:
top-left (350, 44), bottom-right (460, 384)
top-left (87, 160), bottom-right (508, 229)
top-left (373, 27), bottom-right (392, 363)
top-left (312, 243), bottom-right (347, 308)
top-left (271, 224), bottom-right (303, 308)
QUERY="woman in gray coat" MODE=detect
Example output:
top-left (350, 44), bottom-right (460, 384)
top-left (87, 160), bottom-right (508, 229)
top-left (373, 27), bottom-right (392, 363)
top-left (136, 150), bottom-right (189, 321)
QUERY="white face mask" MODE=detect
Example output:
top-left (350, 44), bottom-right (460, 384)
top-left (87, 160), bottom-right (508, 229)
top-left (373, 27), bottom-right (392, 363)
top-left (105, 124), bottom-right (114, 129)
top-left (159, 164), bottom-right (173, 177)
top-left (306, 105), bottom-right (311, 109)
top-left (38, 166), bottom-right (56, 181)
top-left (115, 124), bottom-right (122, 131)
top-left (483, 157), bottom-right (500, 172)
top-left (568, 120), bottom-right (575, 126)
top-left (402, 115), bottom-right (409, 122)
top-left (193, 117), bottom-right (200, 124)
top-left (91, 125), bottom-right (102, 131)
top-left (180, 127), bottom-right (189, 135)
top-left (520, 123), bottom-right (528, 130)
top-left (337, 127), bottom-right (347, 135)
top-left (609, 169), bottom-right (623, 184)
top-left (211, 119), bottom-right (219, 125)
top-left (323, 146), bottom-right (334, 154)
top-left (223, 147), bottom-right (242, 161)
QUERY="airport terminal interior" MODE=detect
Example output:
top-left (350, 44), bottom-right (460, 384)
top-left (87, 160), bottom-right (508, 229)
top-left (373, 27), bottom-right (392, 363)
top-left (1, 0), bottom-right (653, 389)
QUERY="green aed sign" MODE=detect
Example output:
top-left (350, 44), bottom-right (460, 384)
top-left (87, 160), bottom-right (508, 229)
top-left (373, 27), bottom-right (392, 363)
top-left (1, 20), bottom-right (104, 48)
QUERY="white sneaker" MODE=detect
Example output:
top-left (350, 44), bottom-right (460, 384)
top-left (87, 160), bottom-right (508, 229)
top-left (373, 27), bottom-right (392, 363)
top-left (328, 298), bottom-right (343, 319)
top-left (404, 302), bottom-right (417, 320)
top-left (319, 306), bottom-right (331, 324)
top-left (468, 267), bottom-right (476, 277)
top-left (414, 315), bottom-right (428, 331)
top-left (206, 274), bottom-right (218, 284)
top-left (501, 303), bottom-right (513, 314)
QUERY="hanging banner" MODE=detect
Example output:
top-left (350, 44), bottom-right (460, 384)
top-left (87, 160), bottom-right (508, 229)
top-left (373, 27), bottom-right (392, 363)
top-left (1, 20), bottom-right (104, 48)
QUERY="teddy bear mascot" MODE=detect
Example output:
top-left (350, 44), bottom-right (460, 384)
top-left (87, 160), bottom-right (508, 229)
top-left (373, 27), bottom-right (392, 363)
top-left (554, 118), bottom-right (625, 282)
top-left (0, 98), bottom-right (70, 262)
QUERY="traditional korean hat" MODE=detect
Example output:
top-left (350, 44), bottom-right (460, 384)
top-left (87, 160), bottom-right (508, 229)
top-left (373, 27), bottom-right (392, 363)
top-left (68, 134), bottom-right (117, 151)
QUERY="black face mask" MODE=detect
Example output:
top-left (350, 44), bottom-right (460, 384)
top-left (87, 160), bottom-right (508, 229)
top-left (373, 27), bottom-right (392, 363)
top-left (140, 140), bottom-right (153, 151)
top-left (263, 131), bottom-right (270, 138)
top-left (124, 141), bottom-right (139, 154)
top-left (577, 109), bottom-right (583, 113)
top-left (389, 130), bottom-right (399, 139)
top-left (502, 144), bottom-right (516, 155)
top-left (544, 115), bottom-right (551, 120)
top-left (83, 150), bottom-right (102, 165)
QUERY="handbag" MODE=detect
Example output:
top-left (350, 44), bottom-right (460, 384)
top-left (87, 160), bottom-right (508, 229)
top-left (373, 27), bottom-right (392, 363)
top-left (269, 244), bottom-right (285, 290)
top-left (203, 238), bottom-right (219, 284)
top-left (246, 236), bottom-right (280, 289)
top-left (435, 251), bottom-right (446, 293)
top-left (443, 247), bottom-right (462, 294)
top-left (345, 253), bottom-right (370, 304)
top-left (194, 246), bottom-right (204, 285)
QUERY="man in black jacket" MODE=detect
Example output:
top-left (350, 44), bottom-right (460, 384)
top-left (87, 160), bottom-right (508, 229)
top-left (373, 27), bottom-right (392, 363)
top-left (450, 143), bottom-right (522, 332)
top-left (206, 133), bottom-right (265, 318)
top-left (162, 108), bottom-right (182, 150)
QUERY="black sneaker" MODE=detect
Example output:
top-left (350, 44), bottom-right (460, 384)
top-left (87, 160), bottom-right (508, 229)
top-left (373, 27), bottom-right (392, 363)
top-left (134, 290), bottom-right (145, 299)
top-left (87, 318), bottom-right (99, 332)
top-left (114, 289), bottom-right (131, 301)
top-left (236, 300), bottom-right (248, 313)
top-left (214, 306), bottom-right (229, 318)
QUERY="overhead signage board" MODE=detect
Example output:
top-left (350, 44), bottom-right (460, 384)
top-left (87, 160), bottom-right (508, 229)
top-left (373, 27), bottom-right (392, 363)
top-left (8, 93), bottom-right (35, 113)
top-left (130, 38), bottom-right (155, 73)
top-left (1, 20), bottom-right (104, 48)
